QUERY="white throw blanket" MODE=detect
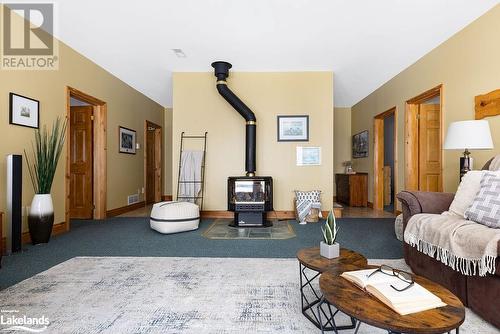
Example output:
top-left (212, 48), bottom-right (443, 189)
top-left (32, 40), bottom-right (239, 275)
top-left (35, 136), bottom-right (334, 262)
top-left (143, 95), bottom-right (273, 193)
top-left (405, 213), bottom-right (500, 276)
top-left (178, 150), bottom-right (204, 203)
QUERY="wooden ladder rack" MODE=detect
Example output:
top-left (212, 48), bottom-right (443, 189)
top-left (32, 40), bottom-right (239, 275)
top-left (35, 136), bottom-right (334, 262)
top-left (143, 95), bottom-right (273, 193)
top-left (176, 132), bottom-right (207, 209)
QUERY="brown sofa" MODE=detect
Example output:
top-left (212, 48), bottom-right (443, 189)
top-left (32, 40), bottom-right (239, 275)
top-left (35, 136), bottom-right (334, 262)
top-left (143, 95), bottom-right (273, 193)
top-left (397, 164), bottom-right (499, 328)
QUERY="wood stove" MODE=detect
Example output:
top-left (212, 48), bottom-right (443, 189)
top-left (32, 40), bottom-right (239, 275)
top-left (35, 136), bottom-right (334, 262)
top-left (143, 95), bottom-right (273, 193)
top-left (211, 61), bottom-right (274, 227)
top-left (228, 176), bottom-right (273, 227)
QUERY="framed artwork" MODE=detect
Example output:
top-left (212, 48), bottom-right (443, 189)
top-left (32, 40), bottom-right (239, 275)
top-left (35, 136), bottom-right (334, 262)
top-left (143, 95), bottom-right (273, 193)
top-left (9, 93), bottom-right (39, 128)
top-left (277, 115), bottom-right (309, 141)
top-left (296, 146), bottom-right (321, 166)
top-left (352, 130), bottom-right (369, 158)
top-left (119, 126), bottom-right (136, 154)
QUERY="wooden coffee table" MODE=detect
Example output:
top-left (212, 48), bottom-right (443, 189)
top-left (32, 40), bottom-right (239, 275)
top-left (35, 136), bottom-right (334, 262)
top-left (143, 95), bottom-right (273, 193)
top-left (296, 247), bottom-right (367, 331)
top-left (318, 266), bottom-right (465, 334)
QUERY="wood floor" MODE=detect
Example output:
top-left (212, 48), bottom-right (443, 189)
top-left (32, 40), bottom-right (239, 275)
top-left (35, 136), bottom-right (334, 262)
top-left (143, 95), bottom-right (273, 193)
top-left (118, 205), bottom-right (153, 217)
top-left (119, 204), bottom-right (396, 219)
top-left (341, 206), bottom-right (396, 218)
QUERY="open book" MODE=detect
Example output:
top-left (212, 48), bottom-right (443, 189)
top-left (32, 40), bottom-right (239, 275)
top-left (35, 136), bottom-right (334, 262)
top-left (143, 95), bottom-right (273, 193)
top-left (341, 269), bottom-right (446, 315)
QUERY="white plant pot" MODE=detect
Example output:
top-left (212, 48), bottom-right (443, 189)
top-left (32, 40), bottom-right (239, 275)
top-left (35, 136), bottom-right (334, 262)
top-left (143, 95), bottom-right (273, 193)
top-left (30, 194), bottom-right (54, 217)
top-left (320, 241), bottom-right (340, 259)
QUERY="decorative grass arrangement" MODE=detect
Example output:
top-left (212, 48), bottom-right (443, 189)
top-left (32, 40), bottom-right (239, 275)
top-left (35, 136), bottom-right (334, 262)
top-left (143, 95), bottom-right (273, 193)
top-left (25, 117), bottom-right (67, 194)
top-left (321, 211), bottom-right (340, 245)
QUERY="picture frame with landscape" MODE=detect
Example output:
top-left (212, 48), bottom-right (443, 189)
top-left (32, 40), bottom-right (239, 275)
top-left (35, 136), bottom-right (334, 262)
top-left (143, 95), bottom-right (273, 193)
top-left (296, 146), bottom-right (321, 166)
top-left (277, 115), bottom-right (309, 142)
top-left (9, 93), bottom-right (39, 129)
top-left (352, 130), bottom-right (369, 158)
top-left (119, 126), bottom-right (136, 154)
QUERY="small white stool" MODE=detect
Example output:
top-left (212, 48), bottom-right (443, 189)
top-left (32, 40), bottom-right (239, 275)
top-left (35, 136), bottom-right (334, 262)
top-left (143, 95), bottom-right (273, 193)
top-left (150, 201), bottom-right (200, 234)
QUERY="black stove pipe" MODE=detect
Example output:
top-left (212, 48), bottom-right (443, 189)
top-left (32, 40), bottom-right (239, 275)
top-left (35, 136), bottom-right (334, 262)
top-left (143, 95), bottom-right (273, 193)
top-left (211, 61), bottom-right (256, 176)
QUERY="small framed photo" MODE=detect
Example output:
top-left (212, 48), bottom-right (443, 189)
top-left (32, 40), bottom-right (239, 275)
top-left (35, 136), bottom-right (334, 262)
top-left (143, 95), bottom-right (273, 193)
top-left (352, 130), bottom-right (369, 159)
top-left (9, 93), bottom-right (39, 129)
top-left (296, 146), bottom-right (321, 166)
top-left (277, 115), bottom-right (309, 142)
top-left (119, 126), bottom-right (136, 154)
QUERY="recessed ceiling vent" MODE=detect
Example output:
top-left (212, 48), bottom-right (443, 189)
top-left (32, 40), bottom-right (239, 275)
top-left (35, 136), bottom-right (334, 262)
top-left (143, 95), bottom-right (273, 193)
top-left (172, 49), bottom-right (186, 58)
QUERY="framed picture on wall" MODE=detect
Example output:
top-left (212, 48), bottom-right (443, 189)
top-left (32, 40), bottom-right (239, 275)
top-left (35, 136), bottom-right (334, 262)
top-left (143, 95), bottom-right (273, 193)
top-left (119, 126), bottom-right (136, 154)
top-left (9, 93), bottom-right (39, 129)
top-left (277, 115), bottom-right (309, 141)
top-left (296, 146), bottom-right (321, 166)
top-left (352, 130), bottom-right (369, 158)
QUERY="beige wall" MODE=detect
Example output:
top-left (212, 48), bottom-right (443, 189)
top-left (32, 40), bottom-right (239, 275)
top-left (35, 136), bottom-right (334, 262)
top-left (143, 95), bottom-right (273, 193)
top-left (0, 9), bottom-right (164, 233)
top-left (172, 72), bottom-right (334, 210)
top-left (351, 4), bottom-right (500, 202)
top-left (334, 108), bottom-right (352, 175)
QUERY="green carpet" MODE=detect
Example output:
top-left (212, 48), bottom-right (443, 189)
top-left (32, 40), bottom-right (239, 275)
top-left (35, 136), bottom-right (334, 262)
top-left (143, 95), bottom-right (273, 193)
top-left (0, 217), bottom-right (400, 289)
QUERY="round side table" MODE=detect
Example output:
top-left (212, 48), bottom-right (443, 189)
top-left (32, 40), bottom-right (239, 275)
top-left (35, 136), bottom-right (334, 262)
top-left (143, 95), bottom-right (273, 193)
top-left (318, 267), bottom-right (465, 334)
top-left (296, 247), bottom-right (367, 331)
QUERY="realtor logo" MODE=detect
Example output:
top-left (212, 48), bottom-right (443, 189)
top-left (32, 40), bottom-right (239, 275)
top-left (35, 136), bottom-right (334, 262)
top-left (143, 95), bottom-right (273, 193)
top-left (0, 310), bottom-right (49, 332)
top-left (1, 3), bottom-right (59, 70)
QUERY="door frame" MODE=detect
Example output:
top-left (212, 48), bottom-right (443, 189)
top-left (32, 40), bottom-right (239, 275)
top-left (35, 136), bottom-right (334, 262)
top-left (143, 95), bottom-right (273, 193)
top-left (373, 107), bottom-right (398, 212)
top-left (405, 84), bottom-right (444, 192)
top-left (144, 120), bottom-right (162, 204)
top-left (65, 87), bottom-right (107, 231)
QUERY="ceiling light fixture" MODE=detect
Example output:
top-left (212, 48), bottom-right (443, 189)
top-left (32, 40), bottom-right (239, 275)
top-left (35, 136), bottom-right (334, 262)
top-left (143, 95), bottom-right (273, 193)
top-left (172, 49), bottom-right (187, 58)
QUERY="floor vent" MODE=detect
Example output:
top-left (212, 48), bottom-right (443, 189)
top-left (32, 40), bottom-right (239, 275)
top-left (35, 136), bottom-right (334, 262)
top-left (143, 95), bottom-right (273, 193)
top-left (127, 194), bottom-right (139, 205)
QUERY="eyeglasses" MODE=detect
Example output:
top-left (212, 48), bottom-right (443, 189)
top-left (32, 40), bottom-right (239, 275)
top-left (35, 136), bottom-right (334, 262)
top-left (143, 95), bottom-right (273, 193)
top-left (367, 265), bottom-right (414, 292)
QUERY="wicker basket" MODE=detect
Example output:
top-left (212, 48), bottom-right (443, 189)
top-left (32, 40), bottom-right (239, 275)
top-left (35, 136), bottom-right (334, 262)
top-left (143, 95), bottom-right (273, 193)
top-left (293, 199), bottom-right (320, 223)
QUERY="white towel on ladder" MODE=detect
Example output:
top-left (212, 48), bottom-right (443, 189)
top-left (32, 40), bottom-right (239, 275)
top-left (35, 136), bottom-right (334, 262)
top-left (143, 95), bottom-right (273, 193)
top-left (179, 150), bottom-right (204, 203)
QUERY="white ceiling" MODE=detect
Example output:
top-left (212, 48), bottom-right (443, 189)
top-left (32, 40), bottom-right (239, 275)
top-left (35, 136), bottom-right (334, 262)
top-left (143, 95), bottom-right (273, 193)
top-left (46, 0), bottom-right (498, 107)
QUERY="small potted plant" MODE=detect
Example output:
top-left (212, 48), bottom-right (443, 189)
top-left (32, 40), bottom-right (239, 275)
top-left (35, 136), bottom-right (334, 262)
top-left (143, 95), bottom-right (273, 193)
top-left (25, 117), bottom-right (66, 245)
top-left (320, 211), bottom-right (340, 259)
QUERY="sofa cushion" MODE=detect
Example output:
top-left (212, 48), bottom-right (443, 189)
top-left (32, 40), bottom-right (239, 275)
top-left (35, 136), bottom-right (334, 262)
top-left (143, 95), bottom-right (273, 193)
top-left (294, 190), bottom-right (321, 202)
top-left (447, 171), bottom-right (484, 217)
top-left (465, 172), bottom-right (500, 228)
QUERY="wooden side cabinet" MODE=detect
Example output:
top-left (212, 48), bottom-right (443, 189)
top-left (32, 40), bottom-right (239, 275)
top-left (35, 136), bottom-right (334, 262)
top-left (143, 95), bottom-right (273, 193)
top-left (335, 173), bottom-right (368, 207)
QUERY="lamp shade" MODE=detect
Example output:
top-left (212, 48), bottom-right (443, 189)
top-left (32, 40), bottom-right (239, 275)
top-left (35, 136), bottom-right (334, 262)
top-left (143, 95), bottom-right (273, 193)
top-left (444, 120), bottom-right (493, 150)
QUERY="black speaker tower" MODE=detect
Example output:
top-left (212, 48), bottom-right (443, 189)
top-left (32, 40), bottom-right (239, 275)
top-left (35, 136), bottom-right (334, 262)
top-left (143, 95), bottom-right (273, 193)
top-left (6, 154), bottom-right (22, 253)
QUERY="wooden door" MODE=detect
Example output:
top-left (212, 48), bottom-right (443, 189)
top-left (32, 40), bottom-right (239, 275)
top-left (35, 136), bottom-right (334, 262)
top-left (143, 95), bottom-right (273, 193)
top-left (373, 118), bottom-right (384, 210)
top-left (146, 125), bottom-right (162, 204)
top-left (418, 104), bottom-right (442, 192)
top-left (146, 128), bottom-right (156, 204)
top-left (154, 128), bottom-right (162, 202)
top-left (69, 106), bottom-right (94, 218)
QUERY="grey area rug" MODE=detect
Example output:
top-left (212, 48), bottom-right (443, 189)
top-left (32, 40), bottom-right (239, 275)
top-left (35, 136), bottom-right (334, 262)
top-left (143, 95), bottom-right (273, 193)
top-left (0, 257), bottom-right (497, 334)
top-left (202, 219), bottom-right (295, 239)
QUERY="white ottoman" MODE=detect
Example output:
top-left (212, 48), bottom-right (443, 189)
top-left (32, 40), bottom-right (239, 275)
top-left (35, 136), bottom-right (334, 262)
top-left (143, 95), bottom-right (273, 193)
top-left (150, 201), bottom-right (200, 234)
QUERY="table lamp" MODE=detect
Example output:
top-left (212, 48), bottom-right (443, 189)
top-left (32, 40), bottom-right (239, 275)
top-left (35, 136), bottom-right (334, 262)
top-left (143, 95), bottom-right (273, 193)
top-left (444, 120), bottom-right (493, 180)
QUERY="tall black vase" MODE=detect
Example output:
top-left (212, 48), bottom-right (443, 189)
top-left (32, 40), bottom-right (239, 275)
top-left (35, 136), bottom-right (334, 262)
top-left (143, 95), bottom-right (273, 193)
top-left (28, 194), bottom-right (54, 245)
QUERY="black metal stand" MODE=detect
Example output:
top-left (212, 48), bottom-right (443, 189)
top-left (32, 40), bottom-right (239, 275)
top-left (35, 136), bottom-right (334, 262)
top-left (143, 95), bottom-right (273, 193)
top-left (299, 263), bottom-right (356, 332)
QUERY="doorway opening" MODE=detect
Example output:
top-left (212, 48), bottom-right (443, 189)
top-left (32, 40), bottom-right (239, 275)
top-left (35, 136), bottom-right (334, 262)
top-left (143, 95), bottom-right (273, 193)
top-left (65, 87), bottom-right (107, 230)
top-left (405, 85), bottom-right (443, 192)
top-left (373, 107), bottom-right (397, 212)
top-left (144, 121), bottom-right (162, 204)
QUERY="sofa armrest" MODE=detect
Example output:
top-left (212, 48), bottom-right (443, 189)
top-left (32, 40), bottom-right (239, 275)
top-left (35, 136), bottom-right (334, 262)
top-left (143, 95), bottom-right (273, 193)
top-left (396, 191), bottom-right (455, 228)
top-left (396, 191), bottom-right (455, 264)
top-left (397, 191), bottom-right (455, 215)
